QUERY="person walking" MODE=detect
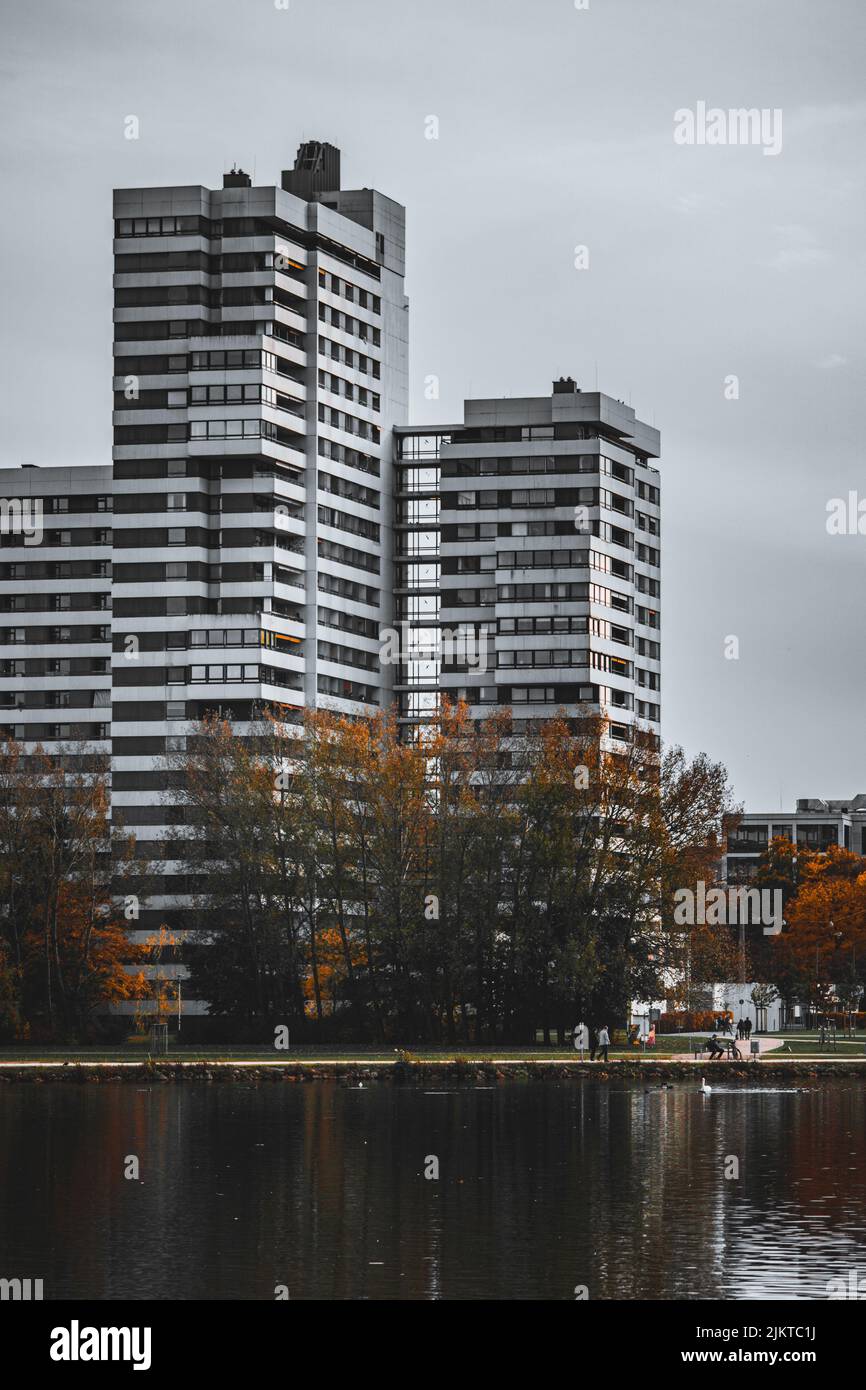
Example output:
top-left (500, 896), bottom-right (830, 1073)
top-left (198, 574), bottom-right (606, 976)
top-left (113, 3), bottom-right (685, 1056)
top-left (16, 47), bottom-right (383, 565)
top-left (573, 1021), bottom-right (589, 1061)
top-left (597, 1024), bottom-right (610, 1063)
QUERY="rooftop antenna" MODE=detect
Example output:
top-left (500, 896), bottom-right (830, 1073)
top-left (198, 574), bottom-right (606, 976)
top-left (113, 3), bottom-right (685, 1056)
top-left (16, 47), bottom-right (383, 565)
top-left (594, 360), bottom-right (598, 391)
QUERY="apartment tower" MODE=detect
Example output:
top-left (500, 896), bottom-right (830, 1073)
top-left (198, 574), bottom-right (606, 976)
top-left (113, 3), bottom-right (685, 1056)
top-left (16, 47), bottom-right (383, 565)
top-left (110, 142), bottom-right (407, 953)
top-left (395, 380), bottom-right (661, 742)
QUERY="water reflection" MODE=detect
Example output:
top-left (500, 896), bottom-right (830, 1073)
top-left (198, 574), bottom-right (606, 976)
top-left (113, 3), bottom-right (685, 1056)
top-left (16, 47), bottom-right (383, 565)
top-left (0, 1080), bottom-right (863, 1300)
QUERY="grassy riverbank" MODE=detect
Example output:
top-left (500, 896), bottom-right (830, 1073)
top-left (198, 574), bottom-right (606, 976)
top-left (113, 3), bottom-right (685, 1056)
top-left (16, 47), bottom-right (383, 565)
top-left (0, 1032), bottom-right (861, 1071)
top-left (0, 1049), bottom-right (865, 1083)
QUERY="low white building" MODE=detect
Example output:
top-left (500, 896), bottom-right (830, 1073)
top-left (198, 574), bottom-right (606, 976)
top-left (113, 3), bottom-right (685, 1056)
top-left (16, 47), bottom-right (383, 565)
top-left (709, 982), bottom-right (784, 1033)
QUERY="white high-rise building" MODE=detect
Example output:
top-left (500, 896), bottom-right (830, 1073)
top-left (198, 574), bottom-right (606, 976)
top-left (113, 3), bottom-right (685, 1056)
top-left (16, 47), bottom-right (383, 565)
top-left (396, 379), bottom-right (661, 744)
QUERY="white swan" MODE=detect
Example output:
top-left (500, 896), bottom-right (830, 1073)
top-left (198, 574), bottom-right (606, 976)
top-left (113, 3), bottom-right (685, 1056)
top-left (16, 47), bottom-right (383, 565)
top-left (700, 1077), bottom-right (711, 1094)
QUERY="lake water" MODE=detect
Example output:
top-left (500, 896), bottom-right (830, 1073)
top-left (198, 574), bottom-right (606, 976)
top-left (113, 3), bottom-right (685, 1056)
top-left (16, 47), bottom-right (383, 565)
top-left (1, 1079), bottom-right (864, 1300)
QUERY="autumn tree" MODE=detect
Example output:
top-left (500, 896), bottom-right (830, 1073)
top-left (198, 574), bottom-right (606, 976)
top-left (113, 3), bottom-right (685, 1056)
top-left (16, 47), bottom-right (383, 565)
top-left (774, 866), bottom-right (866, 1016)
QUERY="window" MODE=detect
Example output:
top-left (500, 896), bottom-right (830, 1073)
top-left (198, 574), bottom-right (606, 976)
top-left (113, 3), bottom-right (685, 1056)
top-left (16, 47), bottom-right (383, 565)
top-left (727, 824), bottom-right (768, 853)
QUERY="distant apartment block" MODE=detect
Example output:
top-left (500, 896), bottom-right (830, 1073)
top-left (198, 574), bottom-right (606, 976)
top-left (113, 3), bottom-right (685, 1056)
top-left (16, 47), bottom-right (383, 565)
top-left (725, 796), bottom-right (866, 884)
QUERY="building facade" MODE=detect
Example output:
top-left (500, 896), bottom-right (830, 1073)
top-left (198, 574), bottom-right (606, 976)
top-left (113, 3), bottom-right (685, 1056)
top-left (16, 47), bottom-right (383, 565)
top-left (395, 380), bottom-right (661, 742)
top-left (0, 143), bottom-right (408, 1008)
top-left (110, 142), bottom-right (407, 956)
top-left (725, 795), bottom-right (866, 884)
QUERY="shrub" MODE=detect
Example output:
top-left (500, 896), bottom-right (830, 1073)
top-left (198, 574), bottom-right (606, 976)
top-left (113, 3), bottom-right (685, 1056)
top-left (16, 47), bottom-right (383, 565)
top-left (658, 1009), bottom-right (732, 1033)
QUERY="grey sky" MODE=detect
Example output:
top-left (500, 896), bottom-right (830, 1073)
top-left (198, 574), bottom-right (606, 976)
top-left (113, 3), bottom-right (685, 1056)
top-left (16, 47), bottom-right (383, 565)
top-left (1, 0), bottom-right (864, 809)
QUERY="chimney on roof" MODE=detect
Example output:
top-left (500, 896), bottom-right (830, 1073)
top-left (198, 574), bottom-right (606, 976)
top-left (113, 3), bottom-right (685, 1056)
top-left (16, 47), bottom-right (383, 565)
top-left (553, 376), bottom-right (579, 394)
top-left (281, 141), bottom-right (341, 200)
top-left (223, 166), bottom-right (251, 188)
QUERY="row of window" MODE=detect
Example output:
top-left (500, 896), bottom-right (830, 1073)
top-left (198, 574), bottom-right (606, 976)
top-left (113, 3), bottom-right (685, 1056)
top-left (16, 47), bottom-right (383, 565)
top-left (1, 562), bottom-right (110, 580)
top-left (16, 496), bottom-right (111, 515)
top-left (318, 304), bottom-right (382, 346)
top-left (318, 403), bottom-right (380, 444)
top-left (317, 538), bottom-right (380, 575)
top-left (317, 674), bottom-right (379, 704)
top-left (0, 528), bottom-right (110, 548)
top-left (635, 574), bottom-right (660, 597)
top-left (451, 489), bottom-right (633, 521)
top-left (0, 723), bottom-right (110, 742)
top-left (636, 700), bottom-right (661, 722)
top-left (0, 658), bottom-right (109, 676)
top-left (318, 370), bottom-right (381, 413)
top-left (189, 664), bottom-right (260, 683)
top-left (442, 454), bottom-right (636, 484)
top-left (317, 471), bottom-right (380, 511)
top-left (0, 689), bottom-right (110, 710)
top-left (318, 336), bottom-right (381, 380)
top-left (446, 520), bottom-right (588, 542)
top-left (116, 214), bottom-right (382, 282)
top-left (0, 595), bottom-right (109, 612)
top-left (115, 215), bottom-right (205, 238)
top-left (317, 606), bottom-right (378, 639)
top-left (1, 626), bottom-right (110, 645)
top-left (635, 636), bottom-right (660, 658)
top-left (187, 384), bottom-right (302, 412)
top-left (637, 669), bottom-right (660, 690)
top-left (465, 683), bottom-right (598, 705)
top-left (448, 577), bottom-right (633, 608)
top-left (497, 649), bottom-right (591, 669)
top-left (636, 511), bottom-right (659, 535)
top-left (636, 542), bottom-right (660, 566)
top-left (498, 608), bottom-right (630, 635)
top-left (116, 346), bottom-right (300, 383)
top-left (187, 628), bottom-right (261, 648)
top-left (318, 435), bottom-right (380, 477)
top-left (317, 504), bottom-right (380, 544)
top-left (317, 572), bottom-right (379, 607)
top-left (318, 641), bottom-right (378, 673)
top-left (590, 651), bottom-right (632, 677)
top-left (318, 268), bottom-right (381, 312)
top-left (187, 418), bottom-right (302, 442)
top-left (727, 823), bottom-right (840, 851)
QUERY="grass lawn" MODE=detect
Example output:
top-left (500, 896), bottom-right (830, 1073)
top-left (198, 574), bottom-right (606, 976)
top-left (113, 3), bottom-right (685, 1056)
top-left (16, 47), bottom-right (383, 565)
top-left (762, 1037), bottom-right (866, 1057)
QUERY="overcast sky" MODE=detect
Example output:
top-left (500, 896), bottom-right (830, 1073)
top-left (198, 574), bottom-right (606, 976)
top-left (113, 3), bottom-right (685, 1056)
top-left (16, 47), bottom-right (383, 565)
top-left (1, 0), bottom-right (864, 810)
